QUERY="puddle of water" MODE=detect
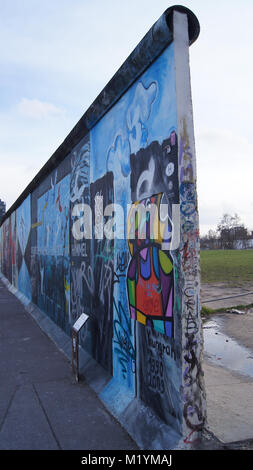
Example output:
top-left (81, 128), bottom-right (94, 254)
top-left (203, 318), bottom-right (253, 378)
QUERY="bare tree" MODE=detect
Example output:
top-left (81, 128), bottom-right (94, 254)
top-left (200, 229), bottom-right (219, 250)
top-left (217, 213), bottom-right (247, 249)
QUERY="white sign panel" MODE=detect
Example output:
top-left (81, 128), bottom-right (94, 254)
top-left (73, 313), bottom-right (89, 332)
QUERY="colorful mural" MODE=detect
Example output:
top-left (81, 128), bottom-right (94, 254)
top-left (127, 193), bottom-right (175, 337)
top-left (0, 7), bottom-right (205, 448)
top-left (0, 39), bottom-right (181, 430)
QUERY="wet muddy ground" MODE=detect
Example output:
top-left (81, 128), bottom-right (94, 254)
top-left (203, 314), bottom-right (253, 379)
top-left (202, 300), bottom-right (253, 448)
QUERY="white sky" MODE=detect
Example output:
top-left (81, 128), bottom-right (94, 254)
top-left (0, 0), bottom-right (252, 235)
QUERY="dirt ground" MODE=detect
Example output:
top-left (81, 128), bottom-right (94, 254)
top-left (201, 282), bottom-right (253, 349)
top-left (201, 282), bottom-right (253, 310)
top-left (219, 309), bottom-right (253, 351)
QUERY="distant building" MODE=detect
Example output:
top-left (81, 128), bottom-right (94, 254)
top-left (0, 199), bottom-right (6, 224)
top-left (234, 238), bottom-right (253, 250)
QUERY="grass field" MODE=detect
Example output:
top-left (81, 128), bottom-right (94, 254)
top-left (200, 249), bottom-right (253, 285)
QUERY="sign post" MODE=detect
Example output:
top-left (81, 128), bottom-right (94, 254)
top-left (72, 313), bottom-right (89, 382)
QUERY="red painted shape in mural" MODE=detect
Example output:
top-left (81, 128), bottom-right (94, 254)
top-left (183, 429), bottom-right (200, 444)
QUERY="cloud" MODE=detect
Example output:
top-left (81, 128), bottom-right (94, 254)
top-left (196, 127), bottom-right (253, 234)
top-left (17, 98), bottom-right (65, 119)
top-left (0, 100), bottom-right (72, 211)
top-left (0, 160), bottom-right (38, 211)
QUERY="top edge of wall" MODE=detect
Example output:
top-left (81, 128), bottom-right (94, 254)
top-left (1, 5), bottom-right (200, 226)
top-left (165, 5), bottom-right (200, 46)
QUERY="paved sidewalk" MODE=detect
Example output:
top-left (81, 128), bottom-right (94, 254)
top-left (0, 280), bottom-right (137, 450)
top-left (203, 360), bottom-right (253, 444)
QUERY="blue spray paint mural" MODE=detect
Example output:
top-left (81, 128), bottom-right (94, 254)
top-left (17, 196), bottom-right (32, 301)
top-left (34, 173), bottom-right (70, 330)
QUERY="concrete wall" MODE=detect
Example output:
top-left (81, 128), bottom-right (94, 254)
top-left (0, 7), bottom-right (206, 449)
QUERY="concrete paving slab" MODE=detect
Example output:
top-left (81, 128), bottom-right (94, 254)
top-left (35, 378), bottom-right (137, 450)
top-left (203, 360), bottom-right (253, 443)
top-left (0, 384), bottom-right (58, 450)
top-left (0, 383), bottom-right (17, 426)
top-left (0, 334), bottom-right (72, 386)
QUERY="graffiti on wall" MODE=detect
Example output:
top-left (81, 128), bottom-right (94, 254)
top-left (70, 136), bottom-right (91, 333)
top-left (16, 196), bottom-right (32, 300)
top-left (0, 42), bottom-right (182, 405)
top-left (179, 121), bottom-right (205, 443)
top-left (0, 30), bottom-right (204, 446)
top-left (127, 192), bottom-right (175, 337)
top-left (34, 172), bottom-right (70, 330)
top-left (89, 172), bottom-right (114, 372)
top-left (137, 323), bottom-right (182, 431)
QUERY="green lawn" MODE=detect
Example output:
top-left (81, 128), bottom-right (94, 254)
top-left (200, 249), bottom-right (253, 285)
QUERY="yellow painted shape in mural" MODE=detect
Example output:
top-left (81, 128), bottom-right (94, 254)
top-left (64, 279), bottom-right (70, 293)
top-left (31, 200), bottom-right (48, 229)
top-left (127, 193), bottom-right (170, 254)
top-left (137, 311), bottom-right (146, 325)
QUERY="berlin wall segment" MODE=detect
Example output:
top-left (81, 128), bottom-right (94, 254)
top-left (0, 6), bottom-right (205, 449)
